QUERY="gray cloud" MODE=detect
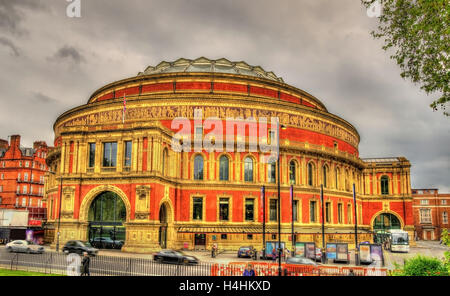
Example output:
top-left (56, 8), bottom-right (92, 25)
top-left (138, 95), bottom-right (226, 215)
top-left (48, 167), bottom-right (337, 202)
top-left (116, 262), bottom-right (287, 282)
top-left (48, 46), bottom-right (86, 64)
top-left (0, 0), bottom-right (448, 191)
top-left (0, 37), bottom-right (20, 56)
top-left (0, 0), bottom-right (46, 35)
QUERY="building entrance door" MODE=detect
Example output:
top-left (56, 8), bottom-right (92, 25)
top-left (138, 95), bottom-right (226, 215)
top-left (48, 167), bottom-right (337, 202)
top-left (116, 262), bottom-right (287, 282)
top-left (87, 191), bottom-right (126, 249)
top-left (194, 234), bottom-right (206, 249)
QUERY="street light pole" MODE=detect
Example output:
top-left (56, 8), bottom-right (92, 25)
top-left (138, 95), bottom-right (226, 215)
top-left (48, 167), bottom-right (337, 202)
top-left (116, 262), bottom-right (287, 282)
top-left (276, 122), bottom-right (286, 276)
top-left (290, 184), bottom-right (294, 257)
top-left (277, 152), bottom-right (281, 276)
top-left (353, 183), bottom-right (359, 265)
top-left (320, 184), bottom-right (326, 263)
top-left (261, 185), bottom-right (266, 258)
top-left (56, 175), bottom-right (63, 252)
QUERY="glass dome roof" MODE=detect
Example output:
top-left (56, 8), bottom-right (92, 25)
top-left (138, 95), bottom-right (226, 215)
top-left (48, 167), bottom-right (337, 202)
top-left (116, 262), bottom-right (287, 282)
top-left (137, 57), bottom-right (284, 83)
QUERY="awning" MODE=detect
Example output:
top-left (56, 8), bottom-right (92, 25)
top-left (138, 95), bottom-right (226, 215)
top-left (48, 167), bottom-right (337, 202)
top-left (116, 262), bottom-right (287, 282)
top-left (176, 226), bottom-right (371, 234)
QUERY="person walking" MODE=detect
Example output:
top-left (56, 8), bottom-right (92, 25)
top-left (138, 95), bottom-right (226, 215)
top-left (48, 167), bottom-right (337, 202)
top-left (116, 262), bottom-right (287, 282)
top-left (271, 247), bottom-right (277, 262)
top-left (81, 252), bottom-right (91, 276)
top-left (211, 244), bottom-right (217, 258)
top-left (243, 263), bottom-right (256, 276)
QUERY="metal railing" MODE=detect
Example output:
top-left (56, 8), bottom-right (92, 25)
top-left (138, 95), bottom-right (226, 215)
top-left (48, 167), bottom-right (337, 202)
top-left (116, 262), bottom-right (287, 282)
top-left (0, 250), bottom-right (385, 276)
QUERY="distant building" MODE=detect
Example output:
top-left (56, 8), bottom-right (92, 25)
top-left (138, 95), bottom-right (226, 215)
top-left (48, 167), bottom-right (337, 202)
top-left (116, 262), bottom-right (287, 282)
top-left (0, 135), bottom-right (50, 230)
top-left (412, 189), bottom-right (450, 240)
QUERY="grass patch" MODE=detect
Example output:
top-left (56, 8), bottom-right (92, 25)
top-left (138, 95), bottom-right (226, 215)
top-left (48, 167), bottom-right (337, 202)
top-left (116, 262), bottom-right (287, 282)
top-left (0, 268), bottom-right (63, 276)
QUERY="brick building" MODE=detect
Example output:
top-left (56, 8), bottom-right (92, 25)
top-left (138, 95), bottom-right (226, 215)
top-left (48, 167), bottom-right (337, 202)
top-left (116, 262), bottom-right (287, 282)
top-left (0, 135), bottom-right (50, 227)
top-left (412, 188), bottom-right (450, 240)
top-left (44, 58), bottom-right (414, 253)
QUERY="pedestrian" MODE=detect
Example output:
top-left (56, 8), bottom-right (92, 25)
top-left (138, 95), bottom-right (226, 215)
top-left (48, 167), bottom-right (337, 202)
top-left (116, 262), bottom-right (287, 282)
top-left (243, 263), bottom-right (256, 276)
top-left (252, 247), bottom-right (258, 260)
top-left (271, 247), bottom-right (277, 262)
top-left (211, 244), bottom-right (217, 258)
top-left (81, 252), bottom-right (90, 276)
top-left (348, 269), bottom-right (355, 276)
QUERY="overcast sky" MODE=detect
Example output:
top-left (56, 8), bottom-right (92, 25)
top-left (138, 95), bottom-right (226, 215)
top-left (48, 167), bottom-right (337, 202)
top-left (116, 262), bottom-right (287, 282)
top-left (0, 0), bottom-right (448, 191)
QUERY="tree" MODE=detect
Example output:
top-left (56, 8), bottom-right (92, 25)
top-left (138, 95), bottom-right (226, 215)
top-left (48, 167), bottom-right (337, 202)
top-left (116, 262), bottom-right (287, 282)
top-left (361, 0), bottom-right (449, 116)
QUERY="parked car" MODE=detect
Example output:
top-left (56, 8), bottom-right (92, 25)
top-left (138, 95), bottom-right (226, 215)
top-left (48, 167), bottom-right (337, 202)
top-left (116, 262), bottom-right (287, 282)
top-left (91, 237), bottom-right (124, 249)
top-left (286, 256), bottom-right (318, 266)
top-left (62, 240), bottom-right (98, 256)
top-left (237, 246), bottom-right (254, 258)
top-left (153, 249), bottom-right (199, 265)
top-left (5, 240), bottom-right (44, 254)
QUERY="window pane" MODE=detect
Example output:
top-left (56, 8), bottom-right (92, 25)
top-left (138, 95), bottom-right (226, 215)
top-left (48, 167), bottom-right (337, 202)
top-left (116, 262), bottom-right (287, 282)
top-left (245, 199), bottom-right (254, 221)
top-left (289, 161), bottom-right (296, 184)
top-left (269, 199), bottom-right (278, 221)
top-left (244, 157), bottom-right (253, 182)
top-left (88, 143), bottom-right (95, 167)
top-left (194, 155), bottom-right (204, 180)
top-left (310, 201), bottom-right (316, 222)
top-left (308, 163), bottom-right (313, 186)
top-left (219, 198), bottom-right (229, 221)
top-left (193, 198), bottom-right (203, 220)
top-left (124, 141), bottom-right (132, 167)
top-left (110, 142), bottom-right (117, 167)
top-left (268, 162), bottom-right (276, 183)
top-left (103, 143), bottom-right (111, 166)
top-left (219, 156), bottom-right (229, 181)
top-left (325, 202), bottom-right (331, 223)
top-left (293, 200), bottom-right (298, 222)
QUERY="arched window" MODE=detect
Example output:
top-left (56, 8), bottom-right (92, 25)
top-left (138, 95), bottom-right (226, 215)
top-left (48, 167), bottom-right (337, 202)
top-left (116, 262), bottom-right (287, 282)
top-left (268, 161), bottom-right (276, 183)
top-left (219, 155), bottom-right (229, 181)
top-left (193, 155), bottom-right (204, 180)
top-left (307, 162), bottom-right (315, 186)
top-left (335, 167), bottom-right (340, 190)
top-left (162, 148), bottom-right (169, 176)
top-left (289, 160), bottom-right (296, 185)
top-left (322, 165), bottom-right (328, 188)
top-left (244, 157), bottom-right (253, 182)
top-left (380, 175), bottom-right (389, 195)
top-left (345, 169), bottom-right (350, 191)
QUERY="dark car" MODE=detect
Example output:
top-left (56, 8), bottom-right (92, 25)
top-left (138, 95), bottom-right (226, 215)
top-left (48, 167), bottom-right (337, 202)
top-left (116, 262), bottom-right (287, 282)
top-left (237, 246), bottom-right (254, 258)
top-left (91, 237), bottom-right (124, 249)
top-left (62, 240), bottom-right (98, 256)
top-left (153, 250), bottom-right (199, 265)
top-left (286, 256), bottom-right (318, 266)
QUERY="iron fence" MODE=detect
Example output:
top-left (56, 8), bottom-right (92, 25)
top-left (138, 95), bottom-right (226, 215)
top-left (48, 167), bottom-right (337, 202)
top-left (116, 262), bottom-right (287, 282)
top-left (0, 250), bottom-right (385, 276)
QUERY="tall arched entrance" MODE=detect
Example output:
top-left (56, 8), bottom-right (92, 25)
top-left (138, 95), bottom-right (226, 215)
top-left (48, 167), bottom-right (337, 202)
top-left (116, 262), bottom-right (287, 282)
top-left (372, 213), bottom-right (402, 243)
top-left (88, 191), bottom-right (127, 249)
top-left (159, 203), bottom-right (168, 249)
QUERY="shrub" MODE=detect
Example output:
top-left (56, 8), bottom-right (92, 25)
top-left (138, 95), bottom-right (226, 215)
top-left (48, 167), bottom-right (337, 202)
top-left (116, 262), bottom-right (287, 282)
top-left (393, 255), bottom-right (448, 276)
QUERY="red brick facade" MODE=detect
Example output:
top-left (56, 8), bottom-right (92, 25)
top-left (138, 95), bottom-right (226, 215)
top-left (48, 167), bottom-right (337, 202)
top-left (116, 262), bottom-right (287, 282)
top-left (0, 135), bottom-right (50, 225)
top-left (412, 189), bottom-right (450, 240)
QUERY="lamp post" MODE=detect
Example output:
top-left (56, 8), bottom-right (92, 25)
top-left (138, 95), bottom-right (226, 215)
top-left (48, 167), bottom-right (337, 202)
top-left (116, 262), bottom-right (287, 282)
top-left (261, 185), bottom-right (266, 258)
top-left (48, 170), bottom-right (63, 252)
top-left (353, 183), bottom-right (359, 265)
top-left (276, 122), bottom-right (286, 276)
top-left (320, 184), bottom-right (326, 263)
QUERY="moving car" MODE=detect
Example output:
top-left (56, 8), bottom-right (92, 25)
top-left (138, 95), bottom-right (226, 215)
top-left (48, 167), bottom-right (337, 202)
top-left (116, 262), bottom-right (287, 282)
top-left (153, 249), bottom-right (199, 265)
top-left (5, 240), bottom-right (44, 254)
top-left (62, 240), bottom-right (98, 256)
top-left (91, 237), bottom-right (124, 249)
top-left (286, 256), bottom-right (318, 266)
top-left (237, 246), bottom-right (254, 258)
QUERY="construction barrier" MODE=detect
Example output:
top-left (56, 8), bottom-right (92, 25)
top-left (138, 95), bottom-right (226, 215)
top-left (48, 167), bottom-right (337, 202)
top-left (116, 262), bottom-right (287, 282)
top-left (211, 262), bottom-right (388, 276)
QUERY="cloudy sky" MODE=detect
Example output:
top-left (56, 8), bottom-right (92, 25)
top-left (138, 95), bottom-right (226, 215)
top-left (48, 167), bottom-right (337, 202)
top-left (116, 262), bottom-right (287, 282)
top-left (0, 0), bottom-right (448, 191)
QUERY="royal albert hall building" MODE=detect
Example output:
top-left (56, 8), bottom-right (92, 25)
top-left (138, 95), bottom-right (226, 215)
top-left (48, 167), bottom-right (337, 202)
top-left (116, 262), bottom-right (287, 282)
top-left (44, 58), bottom-right (414, 253)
